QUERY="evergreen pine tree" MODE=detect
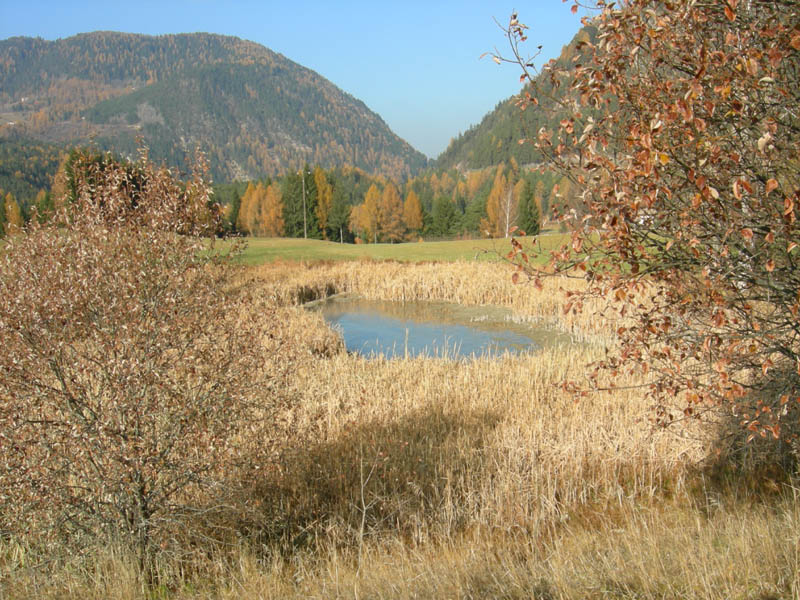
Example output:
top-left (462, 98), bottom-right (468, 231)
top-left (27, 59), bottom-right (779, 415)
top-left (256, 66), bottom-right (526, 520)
top-left (516, 179), bottom-right (540, 236)
top-left (327, 186), bottom-right (353, 243)
top-left (282, 167), bottom-right (319, 238)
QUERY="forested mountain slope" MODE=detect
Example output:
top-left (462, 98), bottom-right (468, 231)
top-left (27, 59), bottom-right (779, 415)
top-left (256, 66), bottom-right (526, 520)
top-left (0, 32), bottom-right (427, 181)
top-left (436, 25), bottom-right (595, 170)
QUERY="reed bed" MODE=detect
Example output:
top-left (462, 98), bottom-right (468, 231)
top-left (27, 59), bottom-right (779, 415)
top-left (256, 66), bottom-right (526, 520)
top-left (3, 259), bottom-right (797, 599)
top-left (249, 259), bottom-right (612, 338)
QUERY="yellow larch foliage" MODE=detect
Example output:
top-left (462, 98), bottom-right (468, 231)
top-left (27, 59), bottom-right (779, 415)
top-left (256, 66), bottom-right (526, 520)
top-left (402, 189), bottom-right (423, 237)
top-left (379, 182), bottom-right (404, 243)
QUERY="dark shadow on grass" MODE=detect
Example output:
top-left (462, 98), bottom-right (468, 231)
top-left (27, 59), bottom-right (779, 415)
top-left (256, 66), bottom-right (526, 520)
top-left (242, 405), bottom-right (502, 551)
top-left (699, 374), bottom-right (799, 498)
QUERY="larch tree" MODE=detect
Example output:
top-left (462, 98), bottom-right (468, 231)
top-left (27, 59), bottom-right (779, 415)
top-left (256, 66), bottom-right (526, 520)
top-left (353, 183), bottom-right (381, 243)
top-left (485, 165), bottom-right (517, 238)
top-left (314, 166), bottom-right (333, 239)
top-left (402, 189), bottom-right (424, 239)
top-left (4, 192), bottom-right (23, 234)
top-left (484, 165), bottom-right (507, 237)
top-left (236, 181), bottom-right (258, 235)
top-left (260, 182), bottom-right (284, 237)
top-left (379, 182), bottom-right (404, 243)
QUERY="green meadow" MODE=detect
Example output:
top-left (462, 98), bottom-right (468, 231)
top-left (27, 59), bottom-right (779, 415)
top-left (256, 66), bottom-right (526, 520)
top-left (230, 231), bottom-right (566, 265)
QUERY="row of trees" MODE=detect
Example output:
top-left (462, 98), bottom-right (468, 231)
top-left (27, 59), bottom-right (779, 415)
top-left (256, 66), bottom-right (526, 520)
top-left (2, 152), bottom-right (561, 242)
top-left (349, 182), bottom-right (419, 243)
top-left (219, 159), bottom-right (552, 242)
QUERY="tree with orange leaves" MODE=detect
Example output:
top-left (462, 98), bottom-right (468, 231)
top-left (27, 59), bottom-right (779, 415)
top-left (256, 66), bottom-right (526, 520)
top-left (504, 1), bottom-right (800, 441)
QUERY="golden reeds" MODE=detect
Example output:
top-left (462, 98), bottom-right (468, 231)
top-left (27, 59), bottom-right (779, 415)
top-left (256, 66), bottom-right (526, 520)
top-left (4, 260), bottom-right (797, 599)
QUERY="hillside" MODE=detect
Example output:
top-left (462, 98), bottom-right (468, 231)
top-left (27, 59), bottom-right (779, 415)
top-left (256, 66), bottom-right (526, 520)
top-left (0, 32), bottom-right (427, 181)
top-left (436, 25), bottom-right (595, 170)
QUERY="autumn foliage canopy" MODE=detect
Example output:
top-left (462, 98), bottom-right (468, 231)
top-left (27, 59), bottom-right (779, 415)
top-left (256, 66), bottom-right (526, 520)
top-left (508, 0), bottom-right (800, 439)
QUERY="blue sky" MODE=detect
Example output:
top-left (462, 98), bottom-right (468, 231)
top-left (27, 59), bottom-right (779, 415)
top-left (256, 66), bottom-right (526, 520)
top-left (1, 1), bottom-right (587, 158)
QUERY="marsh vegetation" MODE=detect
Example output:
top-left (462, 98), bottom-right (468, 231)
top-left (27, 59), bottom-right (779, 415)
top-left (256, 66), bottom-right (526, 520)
top-left (3, 257), bottom-right (798, 599)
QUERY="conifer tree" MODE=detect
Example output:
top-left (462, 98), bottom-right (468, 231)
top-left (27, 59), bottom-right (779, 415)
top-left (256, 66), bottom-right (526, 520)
top-left (379, 182), bottom-right (404, 243)
top-left (227, 188), bottom-right (242, 233)
top-left (236, 182), bottom-right (258, 235)
top-left (313, 166), bottom-right (333, 239)
top-left (431, 197), bottom-right (459, 237)
top-left (260, 182), bottom-right (284, 237)
top-left (485, 165), bottom-right (511, 237)
top-left (516, 179), bottom-right (540, 236)
top-left (327, 186), bottom-right (352, 243)
top-left (402, 189), bottom-right (424, 238)
top-left (533, 179), bottom-right (547, 224)
top-left (4, 193), bottom-right (23, 234)
top-left (282, 167), bottom-right (319, 238)
top-left (351, 184), bottom-right (380, 243)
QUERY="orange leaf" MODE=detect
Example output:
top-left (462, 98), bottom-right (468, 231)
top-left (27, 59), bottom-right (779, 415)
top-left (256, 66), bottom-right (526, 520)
top-left (724, 5), bottom-right (736, 21)
top-left (741, 228), bottom-right (753, 241)
top-left (733, 180), bottom-right (742, 200)
top-left (766, 259), bottom-right (775, 272)
top-left (766, 178), bottom-right (778, 194)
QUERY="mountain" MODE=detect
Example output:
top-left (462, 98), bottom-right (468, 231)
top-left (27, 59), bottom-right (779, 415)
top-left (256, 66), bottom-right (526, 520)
top-left (0, 32), bottom-right (427, 181)
top-left (436, 26), bottom-right (595, 171)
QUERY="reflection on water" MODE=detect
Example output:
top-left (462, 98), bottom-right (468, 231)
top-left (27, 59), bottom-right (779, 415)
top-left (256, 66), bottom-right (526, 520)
top-left (307, 294), bottom-right (572, 359)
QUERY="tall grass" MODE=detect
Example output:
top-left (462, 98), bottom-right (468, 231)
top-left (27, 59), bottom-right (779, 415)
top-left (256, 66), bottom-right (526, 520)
top-left (3, 260), bottom-right (797, 599)
top-left (249, 260), bottom-right (611, 338)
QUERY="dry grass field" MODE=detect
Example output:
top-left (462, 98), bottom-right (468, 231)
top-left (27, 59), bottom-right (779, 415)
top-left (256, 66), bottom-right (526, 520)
top-left (3, 259), bottom-right (798, 599)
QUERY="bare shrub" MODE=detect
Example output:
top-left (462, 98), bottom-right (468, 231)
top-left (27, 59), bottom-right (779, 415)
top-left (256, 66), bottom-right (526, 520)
top-left (0, 149), bottom-right (276, 572)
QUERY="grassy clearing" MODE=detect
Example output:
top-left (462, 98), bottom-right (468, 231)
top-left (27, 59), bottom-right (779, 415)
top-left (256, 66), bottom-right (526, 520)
top-left (228, 231), bottom-right (567, 265)
top-left (4, 260), bottom-right (798, 599)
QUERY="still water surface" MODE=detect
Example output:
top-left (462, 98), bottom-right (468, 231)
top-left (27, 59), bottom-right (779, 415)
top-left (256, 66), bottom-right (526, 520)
top-left (309, 295), bottom-right (571, 359)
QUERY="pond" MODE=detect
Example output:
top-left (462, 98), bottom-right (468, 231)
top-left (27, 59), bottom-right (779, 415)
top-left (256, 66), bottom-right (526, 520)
top-left (307, 294), bottom-right (572, 359)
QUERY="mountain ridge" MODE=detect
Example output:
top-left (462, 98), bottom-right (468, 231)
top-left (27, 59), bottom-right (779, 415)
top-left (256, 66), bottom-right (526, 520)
top-left (0, 31), bottom-right (428, 181)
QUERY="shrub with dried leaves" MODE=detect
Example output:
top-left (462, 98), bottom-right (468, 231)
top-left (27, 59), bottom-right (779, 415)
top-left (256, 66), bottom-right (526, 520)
top-left (503, 1), bottom-right (800, 442)
top-left (0, 149), bottom-right (276, 570)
